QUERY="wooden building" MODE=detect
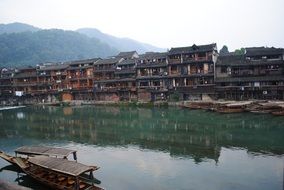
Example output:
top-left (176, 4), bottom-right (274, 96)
top-left (0, 68), bottom-right (15, 99)
top-left (13, 66), bottom-right (38, 96)
top-left (215, 47), bottom-right (284, 100)
top-left (37, 64), bottom-right (69, 93)
top-left (167, 44), bottom-right (218, 101)
top-left (93, 58), bottom-right (124, 101)
top-left (115, 59), bottom-right (137, 101)
top-left (136, 52), bottom-right (168, 101)
top-left (65, 58), bottom-right (100, 101)
top-left (2, 44), bottom-right (284, 104)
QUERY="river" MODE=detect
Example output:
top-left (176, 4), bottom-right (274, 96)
top-left (0, 106), bottom-right (283, 190)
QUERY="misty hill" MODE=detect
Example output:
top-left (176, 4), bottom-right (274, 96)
top-left (0, 22), bottom-right (40, 34)
top-left (0, 22), bottom-right (165, 67)
top-left (0, 29), bottom-right (118, 67)
top-left (77, 28), bottom-right (165, 53)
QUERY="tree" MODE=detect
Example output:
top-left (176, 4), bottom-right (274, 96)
top-left (219, 45), bottom-right (229, 55)
top-left (234, 48), bottom-right (246, 55)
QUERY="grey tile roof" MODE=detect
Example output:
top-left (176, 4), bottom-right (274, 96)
top-left (245, 47), bottom-right (284, 56)
top-left (168, 43), bottom-right (216, 55)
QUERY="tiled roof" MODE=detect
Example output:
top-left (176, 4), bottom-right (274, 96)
top-left (245, 47), bottom-right (284, 56)
top-left (116, 51), bottom-right (138, 59)
top-left (138, 52), bottom-right (167, 60)
top-left (39, 64), bottom-right (69, 71)
top-left (169, 43), bottom-right (216, 55)
top-left (65, 58), bottom-right (101, 66)
top-left (94, 58), bottom-right (123, 65)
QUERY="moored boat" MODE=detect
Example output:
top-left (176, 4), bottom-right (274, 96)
top-left (183, 101), bottom-right (213, 110)
top-left (0, 151), bottom-right (20, 165)
top-left (15, 146), bottom-right (78, 161)
top-left (216, 107), bottom-right (244, 113)
top-left (215, 102), bottom-right (250, 113)
top-left (0, 152), bottom-right (104, 190)
top-left (271, 110), bottom-right (284, 116)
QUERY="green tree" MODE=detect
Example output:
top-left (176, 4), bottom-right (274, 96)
top-left (219, 45), bottom-right (229, 55)
top-left (234, 48), bottom-right (246, 55)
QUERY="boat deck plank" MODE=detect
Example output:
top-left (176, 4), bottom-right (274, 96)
top-left (28, 156), bottom-right (94, 176)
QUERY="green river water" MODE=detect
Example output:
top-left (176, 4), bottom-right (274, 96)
top-left (0, 106), bottom-right (283, 190)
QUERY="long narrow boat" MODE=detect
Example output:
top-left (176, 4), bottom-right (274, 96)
top-left (183, 101), bottom-right (213, 110)
top-left (0, 152), bottom-right (104, 190)
top-left (216, 107), bottom-right (244, 113)
top-left (271, 110), bottom-right (284, 116)
top-left (0, 151), bottom-right (21, 165)
top-left (215, 101), bottom-right (253, 113)
top-left (15, 146), bottom-right (78, 161)
top-left (0, 145), bottom-right (78, 166)
top-left (216, 104), bottom-right (244, 113)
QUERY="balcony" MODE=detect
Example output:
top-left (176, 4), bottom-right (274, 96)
top-left (175, 84), bottom-right (215, 93)
top-left (115, 69), bottom-right (136, 75)
top-left (136, 62), bottom-right (167, 68)
top-left (169, 69), bottom-right (181, 75)
top-left (195, 56), bottom-right (210, 62)
top-left (54, 71), bottom-right (67, 76)
top-left (117, 86), bottom-right (137, 91)
top-left (168, 58), bottom-right (181, 64)
top-left (94, 66), bottom-right (116, 73)
top-left (94, 86), bottom-right (118, 92)
top-left (182, 57), bottom-right (195, 62)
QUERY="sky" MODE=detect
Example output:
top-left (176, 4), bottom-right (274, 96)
top-left (0, 0), bottom-right (283, 51)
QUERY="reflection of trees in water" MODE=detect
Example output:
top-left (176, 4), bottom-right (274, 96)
top-left (1, 106), bottom-right (284, 162)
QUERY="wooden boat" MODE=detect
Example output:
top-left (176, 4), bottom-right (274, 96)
top-left (246, 102), bottom-right (282, 114)
top-left (183, 101), bottom-right (213, 110)
top-left (216, 107), bottom-right (244, 113)
top-left (271, 110), bottom-right (284, 116)
top-left (216, 102), bottom-right (249, 113)
top-left (15, 146), bottom-right (78, 161)
top-left (0, 146), bottom-right (78, 173)
top-left (0, 152), bottom-right (104, 190)
top-left (0, 151), bottom-right (20, 165)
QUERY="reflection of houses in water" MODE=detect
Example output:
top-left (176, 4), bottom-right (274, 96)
top-left (1, 107), bottom-right (284, 163)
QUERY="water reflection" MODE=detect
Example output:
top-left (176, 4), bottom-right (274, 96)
top-left (0, 106), bottom-right (283, 163)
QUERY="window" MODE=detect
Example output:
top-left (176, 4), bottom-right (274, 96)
top-left (221, 66), bottom-right (227, 73)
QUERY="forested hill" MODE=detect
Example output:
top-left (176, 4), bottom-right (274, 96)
top-left (77, 28), bottom-right (165, 53)
top-left (0, 22), bottom-right (40, 34)
top-left (0, 29), bottom-right (118, 67)
top-left (0, 22), bottom-right (165, 67)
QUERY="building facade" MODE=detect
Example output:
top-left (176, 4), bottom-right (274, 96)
top-left (1, 44), bottom-right (284, 104)
top-left (167, 44), bottom-right (218, 101)
top-left (215, 47), bottom-right (284, 100)
top-left (136, 52), bottom-right (168, 101)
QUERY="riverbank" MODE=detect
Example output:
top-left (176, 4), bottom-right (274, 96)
top-left (2, 99), bottom-right (284, 116)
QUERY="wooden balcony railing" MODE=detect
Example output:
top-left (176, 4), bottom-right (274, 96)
top-left (168, 59), bottom-right (181, 64)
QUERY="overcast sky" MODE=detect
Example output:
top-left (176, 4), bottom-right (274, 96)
top-left (0, 0), bottom-right (283, 51)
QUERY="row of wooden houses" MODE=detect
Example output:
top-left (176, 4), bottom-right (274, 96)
top-left (1, 43), bottom-right (284, 103)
